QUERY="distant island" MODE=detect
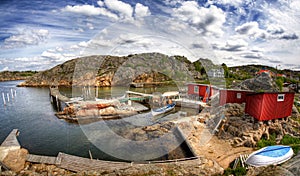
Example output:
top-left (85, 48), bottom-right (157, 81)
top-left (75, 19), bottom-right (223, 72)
top-left (0, 71), bottom-right (38, 82)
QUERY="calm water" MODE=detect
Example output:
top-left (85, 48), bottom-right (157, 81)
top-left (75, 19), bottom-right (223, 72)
top-left (0, 81), bottom-right (196, 161)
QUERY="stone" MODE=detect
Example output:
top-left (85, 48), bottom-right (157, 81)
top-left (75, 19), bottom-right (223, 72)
top-left (2, 148), bottom-right (28, 172)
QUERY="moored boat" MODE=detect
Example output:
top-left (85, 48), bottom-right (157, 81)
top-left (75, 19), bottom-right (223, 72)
top-left (245, 145), bottom-right (294, 167)
top-left (151, 103), bottom-right (176, 116)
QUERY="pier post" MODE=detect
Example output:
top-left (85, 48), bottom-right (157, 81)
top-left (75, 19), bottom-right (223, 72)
top-left (10, 89), bottom-right (14, 99)
top-left (96, 86), bottom-right (98, 98)
top-left (56, 95), bottom-right (59, 110)
top-left (6, 93), bottom-right (9, 103)
top-left (2, 93), bottom-right (6, 106)
top-left (88, 150), bottom-right (93, 160)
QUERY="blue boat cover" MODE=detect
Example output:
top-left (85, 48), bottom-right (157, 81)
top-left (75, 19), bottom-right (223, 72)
top-left (256, 146), bottom-right (291, 158)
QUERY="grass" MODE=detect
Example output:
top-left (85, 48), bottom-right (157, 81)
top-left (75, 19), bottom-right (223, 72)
top-left (256, 133), bottom-right (277, 149)
top-left (223, 167), bottom-right (247, 176)
top-left (256, 133), bottom-right (300, 154)
top-left (280, 134), bottom-right (300, 154)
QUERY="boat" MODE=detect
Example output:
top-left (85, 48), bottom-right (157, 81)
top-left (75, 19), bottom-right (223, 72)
top-left (151, 103), bottom-right (176, 116)
top-left (245, 145), bottom-right (294, 167)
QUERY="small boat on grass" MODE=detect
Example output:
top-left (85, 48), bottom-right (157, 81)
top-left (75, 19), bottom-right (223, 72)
top-left (151, 103), bottom-right (176, 116)
top-left (245, 145), bottom-right (294, 167)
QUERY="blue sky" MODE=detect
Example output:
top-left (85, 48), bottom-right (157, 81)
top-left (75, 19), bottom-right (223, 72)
top-left (0, 0), bottom-right (299, 71)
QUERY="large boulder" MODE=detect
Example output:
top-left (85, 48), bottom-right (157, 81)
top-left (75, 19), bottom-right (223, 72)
top-left (2, 148), bottom-right (28, 172)
top-left (236, 72), bottom-right (279, 92)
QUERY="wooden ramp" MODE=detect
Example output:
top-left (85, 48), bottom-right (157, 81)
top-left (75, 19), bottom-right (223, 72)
top-left (0, 129), bottom-right (20, 148)
top-left (56, 153), bottom-right (131, 172)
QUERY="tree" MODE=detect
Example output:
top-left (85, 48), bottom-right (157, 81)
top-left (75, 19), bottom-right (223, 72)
top-left (221, 63), bottom-right (229, 78)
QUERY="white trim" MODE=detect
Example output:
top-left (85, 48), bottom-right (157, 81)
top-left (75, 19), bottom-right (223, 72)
top-left (237, 93), bottom-right (242, 99)
top-left (277, 94), bottom-right (285, 102)
top-left (194, 86), bottom-right (199, 93)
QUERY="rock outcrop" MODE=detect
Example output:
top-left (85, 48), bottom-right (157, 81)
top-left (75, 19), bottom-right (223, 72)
top-left (236, 72), bottom-right (279, 92)
top-left (18, 53), bottom-right (207, 87)
top-left (218, 103), bottom-right (300, 148)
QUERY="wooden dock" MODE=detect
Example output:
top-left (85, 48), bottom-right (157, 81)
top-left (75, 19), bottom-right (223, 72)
top-left (49, 87), bottom-right (70, 111)
top-left (0, 129), bottom-right (21, 168)
top-left (27, 154), bottom-right (57, 165)
top-left (57, 153), bottom-right (131, 172)
top-left (26, 152), bottom-right (204, 173)
top-left (0, 129), bottom-right (20, 149)
top-left (125, 91), bottom-right (153, 98)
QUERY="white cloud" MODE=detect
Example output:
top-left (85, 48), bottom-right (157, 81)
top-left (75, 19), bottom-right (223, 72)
top-left (235, 21), bottom-right (267, 39)
top-left (214, 38), bottom-right (248, 52)
top-left (1, 67), bottom-right (9, 71)
top-left (172, 2), bottom-right (226, 37)
top-left (235, 21), bottom-right (298, 40)
top-left (3, 29), bottom-right (49, 48)
top-left (134, 3), bottom-right (151, 19)
top-left (63, 4), bottom-right (118, 20)
top-left (97, 0), bottom-right (104, 7)
top-left (104, 0), bottom-right (133, 21)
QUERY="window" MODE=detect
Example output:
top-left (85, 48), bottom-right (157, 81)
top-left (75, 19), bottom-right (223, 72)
top-left (277, 94), bottom-right (285, 102)
top-left (237, 93), bottom-right (242, 99)
top-left (194, 86), bottom-right (199, 93)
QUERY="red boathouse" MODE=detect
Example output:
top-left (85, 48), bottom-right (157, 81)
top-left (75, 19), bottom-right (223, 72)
top-left (219, 89), bottom-right (252, 106)
top-left (187, 83), bottom-right (219, 102)
top-left (245, 92), bottom-right (295, 121)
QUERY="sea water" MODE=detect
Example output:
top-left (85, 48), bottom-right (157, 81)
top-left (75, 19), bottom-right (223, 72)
top-left (0, 81), bottom-right (196, 161)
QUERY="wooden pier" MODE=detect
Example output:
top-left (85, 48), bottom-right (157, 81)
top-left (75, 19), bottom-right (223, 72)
top-left (0, 129), bottom-right (21, 171)
top-left (0, 129), bottom-right (20, 149)
top-left (0, 129), bottom-right (204, 173)
top-left (49, 87), bottom-right (70, 111)
top-left (26, 152), bottom-right (203, 173)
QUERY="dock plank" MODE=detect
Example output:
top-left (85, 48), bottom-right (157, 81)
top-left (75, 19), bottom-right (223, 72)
top-left (27, 154), bottom-right (57, 165)
top-left (57, 152), bottom-right (131, 172)
top-left (0, 129), bottom-right (20, 148)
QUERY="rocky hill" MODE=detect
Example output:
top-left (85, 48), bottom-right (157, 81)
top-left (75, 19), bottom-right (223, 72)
top-left (18, 53), bottom-right (208, 87)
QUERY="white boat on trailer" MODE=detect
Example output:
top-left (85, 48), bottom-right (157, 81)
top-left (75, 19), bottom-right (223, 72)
top-left (245, 145), bottom-right (294, 167)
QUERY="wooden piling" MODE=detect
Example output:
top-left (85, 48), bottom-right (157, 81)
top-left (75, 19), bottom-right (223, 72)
top-left (10, 89), bottom-right (14, 99)
top-left (2, 93), bottom-right (6, 105)
top-left (6, 93), bottom-right (9, 103)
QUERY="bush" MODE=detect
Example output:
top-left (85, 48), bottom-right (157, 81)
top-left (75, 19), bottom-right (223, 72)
top-left (223, 167), bottom-right (247, 176)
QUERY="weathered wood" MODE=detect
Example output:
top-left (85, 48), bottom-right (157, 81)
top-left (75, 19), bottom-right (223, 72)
top-left (49, 87), bottom-right (70, 103)
top-left (56, 152), bottom-right (131, 172)
top-left (26, 154), bottom-right (57, 165)
top-left (0, 129), bottom-right (20, 148)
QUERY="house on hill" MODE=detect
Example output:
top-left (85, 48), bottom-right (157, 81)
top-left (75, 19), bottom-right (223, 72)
top-left (207, 68), bottom-right (224, 78)
top-left (256, 69), bottom-right (275, 77)
top-left (245, 92), bottom-right (295, 121)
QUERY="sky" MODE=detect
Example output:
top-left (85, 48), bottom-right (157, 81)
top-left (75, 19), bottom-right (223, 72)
top-left (0, 0), bottom-right (300, 71)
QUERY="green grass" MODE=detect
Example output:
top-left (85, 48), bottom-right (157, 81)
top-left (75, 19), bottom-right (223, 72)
top-left (256, 133), bottom-right (300, 154)
top-left (223, 167), bottom-right (247, 176)
top-left (280, 134), bottom-right (300, 154)
top-left (256, 133), bottom-right (277, 149)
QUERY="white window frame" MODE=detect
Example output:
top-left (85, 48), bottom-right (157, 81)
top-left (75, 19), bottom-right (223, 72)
top-left (277, 94), bottom-right (285, 102)
top-left (194, 86), bottom-right (199, 93)
top-left (237, 93), bottom-right (242, 99)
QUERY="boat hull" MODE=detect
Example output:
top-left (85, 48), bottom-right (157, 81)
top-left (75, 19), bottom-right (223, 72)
top-left (245, 145), bottom-right (294, 167)
top-left (151, 103), bottom-right (175, 116)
